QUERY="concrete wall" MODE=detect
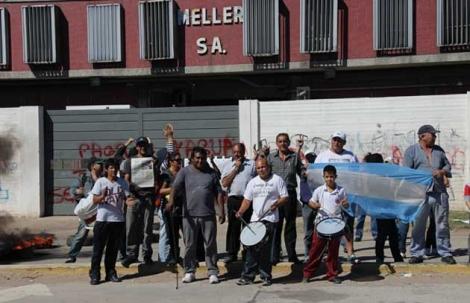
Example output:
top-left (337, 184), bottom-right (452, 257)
top-left (0, 106), bottom-right (44, 217)
top-left (240, 93), bottom-right (470, 210)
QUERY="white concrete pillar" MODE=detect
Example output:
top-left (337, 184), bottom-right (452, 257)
top-left (239, 100), bottom-right (260, 158)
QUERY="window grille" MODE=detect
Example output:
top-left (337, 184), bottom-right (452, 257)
top-left (242, 0), bottom-right (279, 56)
top-left (437, 0), bottom-right (470, 46)
top-left (300, 0), bottom-right (338, 53)
top-left (22, 5), bottom-right (57, 64)
top-left (139, 0), bottom-right (175, 60)
top-left (0, 8), bottom-right (8, 65)
top-left (87, 4), bottom-right (122, 63)
top-left (373, 0), bottom-right (413, 50)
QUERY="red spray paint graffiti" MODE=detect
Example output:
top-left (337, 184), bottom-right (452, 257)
top-left (78, 143), bottom-right (126, 159)
top-left (174, 137), bottom-right (236, 158)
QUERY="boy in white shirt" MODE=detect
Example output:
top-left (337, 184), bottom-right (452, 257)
top-left (303, 165), bottom-right (348, 284)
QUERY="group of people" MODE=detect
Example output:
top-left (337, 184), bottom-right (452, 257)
top-left (67, 123), bottom-right (460, 286)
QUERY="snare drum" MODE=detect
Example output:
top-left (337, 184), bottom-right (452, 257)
top-left (315, 216), bottom-right (346, 240)
top-left (240, 222), bottom-right (267, 247)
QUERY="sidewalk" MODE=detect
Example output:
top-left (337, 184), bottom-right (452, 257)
top-left (1, 216), bottom-right (469, 275)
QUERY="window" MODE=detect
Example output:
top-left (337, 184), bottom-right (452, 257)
top-left (300, 0), bottom-right (338, 53)
top-left (373, 0), bottom-right (413, 51)
top-left (22, 5), bottom-right (57, 64)
top-left (243, 0), bottom-right (279, 56)
top-left (87, 4), bottom-right (122, 63)
top-left (0, 8), bottom-right (8, 65)
top-left (437, 0), bottom-right (470, 47)
top-left (138, 0), bottom-right (175, 60)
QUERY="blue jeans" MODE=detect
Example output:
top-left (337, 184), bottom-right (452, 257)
top-left (410, 192), bottom-right (452, 257)
top-left (302, 204), bottom-right (316, 259)
top-left (158, 208), bottom-right (171, 263)
top-left (68, 221), bottom-right (89, 258)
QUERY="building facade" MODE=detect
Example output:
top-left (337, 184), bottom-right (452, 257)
top-left (0, 0), bottom-right (469, 108)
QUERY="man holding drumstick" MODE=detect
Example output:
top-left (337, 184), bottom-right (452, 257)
top-left (235, 157), bottom-right (288, 286)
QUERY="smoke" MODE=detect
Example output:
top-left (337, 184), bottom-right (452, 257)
top-left (0, 133), bottom-right (21, 175)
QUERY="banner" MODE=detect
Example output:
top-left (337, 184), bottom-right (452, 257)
top-left (307, 163), bottom-right (433, 222)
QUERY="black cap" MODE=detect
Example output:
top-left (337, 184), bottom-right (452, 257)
top-left (135, 136), bottom-right (150, 146)
top-left (417, 125), bottom-right (440, 135)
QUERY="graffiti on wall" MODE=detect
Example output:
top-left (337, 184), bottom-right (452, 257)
top-left (0, 133), bottom-right (20, 203)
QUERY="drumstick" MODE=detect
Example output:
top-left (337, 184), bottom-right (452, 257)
top-left (233, 210), bottom-right (256, 235)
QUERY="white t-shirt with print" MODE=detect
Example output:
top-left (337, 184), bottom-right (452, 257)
top-left (243, 174), bottom-right (288, 223)
top-left (310, 184), bottom-right (347, 222)
top-left (91, 177), bottom-right (129, 222)
top-left (315, 149), bottom-right (358, 163)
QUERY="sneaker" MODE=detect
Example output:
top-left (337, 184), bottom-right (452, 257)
top-left (182, 273), bottom-right (196, 283)
top-left (65, 257), bottom-right (76, 263)
top-left (329, 277), bottom-right (342, 284)
top-left (348, 254), bottom-right (360, 264)
top-left (209, 275), bottom-right (219, 284)
top-left (408, 256), bottom-right (423, 264)
top-left (441, 256), bottom-right (456, 265)
top-left (400, 252), bottom-right (406, 259)
top-left (261, 279), bottom-right (272, 286)
top-left (236, 278), bottom-right (253, 286)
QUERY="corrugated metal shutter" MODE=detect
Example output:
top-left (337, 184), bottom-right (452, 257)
top-left (21, 5), bottom-right (57, 64)
top-left (0, 8), bottom-right (8, 66)
top-left (373, 0), bottom-right (413, 50)
top-left (45, 106), bottom-right (239, 215)
top-left (300, 0), bottom-right (338, 53)
top-left (437, 0), bottom-right (470, 46)
top-left (243, 0), bottom-right (279, 57)
top-left (87, 4), bottom-right (122, 63)
top-left (139, 0), bottom-right (175, 60)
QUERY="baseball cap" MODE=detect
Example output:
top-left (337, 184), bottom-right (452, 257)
top-left (135, 136), bottom-right (150, 146)
top-left (331, 131), bottom-right (346, 142)
top-left (417, 125), bottom-right (439, 135)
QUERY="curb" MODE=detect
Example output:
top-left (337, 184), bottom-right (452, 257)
top-left (1, 261), bottom-right (469, 275)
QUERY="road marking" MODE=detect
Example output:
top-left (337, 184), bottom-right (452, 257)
top-left (0, 283), bottom-right (53, 302)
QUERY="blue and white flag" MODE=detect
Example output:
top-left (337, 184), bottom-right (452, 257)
top-left (307, 163), bottom-right (433, 223)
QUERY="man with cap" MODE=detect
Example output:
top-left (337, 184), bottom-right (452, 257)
top-left (315, 131), bottom-right (359, 264)
top-left (120, 136), bottom-right (159, 267)
top-left (404, 124), bottom-right (456, 264)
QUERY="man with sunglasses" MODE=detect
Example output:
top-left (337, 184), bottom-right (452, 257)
top-left (404, 125), bottom-right (455, 265)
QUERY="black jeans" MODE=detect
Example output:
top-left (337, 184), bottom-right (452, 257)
top-left (90, 221), bottom-right (125, 275)
top-left (272, 191), bottom-right (298, 262)
top-left (375, 219), bottom-right (402, 261)
top-left (241, 221), bottom-right (276, 281)
top-left (226, 196), bottom-right (252, 258)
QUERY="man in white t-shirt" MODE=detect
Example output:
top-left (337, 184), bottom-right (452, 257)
top-left (314, 131), bottom-right (359, 264)
top-left (235, 157), bottom-right (289, 286)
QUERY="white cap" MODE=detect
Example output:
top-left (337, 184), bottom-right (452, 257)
top-left (331, 131), bottom-right (346, 142)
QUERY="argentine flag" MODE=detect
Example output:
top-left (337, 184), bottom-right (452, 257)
top-left (307, 163), bottom-right (433, 223)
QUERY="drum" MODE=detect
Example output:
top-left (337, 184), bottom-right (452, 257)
top-left (315, 216), bottom-right (345, 240)
top-left (240, 222), bottom-right (267, 247)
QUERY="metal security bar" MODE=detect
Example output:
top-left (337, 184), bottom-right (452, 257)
top-left (138, 0), bottom-right (175, 60)
top-left (87, 4), bottom-right (122, 63)
top-left (437, 0), bottom-right (470, 46)
top-left (300, 0), bottom-right (338, 53)
top-left (0, 8), bottom-right (8, 65)
top-left (243, 0), bottom-right (279, 56)
top-left (373, 0), bottom-right (413, 50)
top-left (21, 5), bottom-right (57, 64)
